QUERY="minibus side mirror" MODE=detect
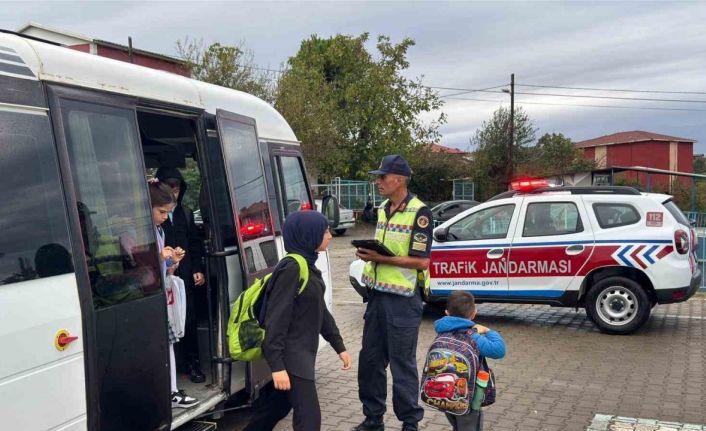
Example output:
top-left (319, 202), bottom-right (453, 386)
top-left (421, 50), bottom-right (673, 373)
top-left (433, 226), bottom-right (449, 242)
top-left (321, 194), bottom-right (340, 229)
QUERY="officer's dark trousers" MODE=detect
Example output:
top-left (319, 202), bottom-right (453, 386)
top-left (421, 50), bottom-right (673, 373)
top-left (358, 290), bottom-right (424, 425)
top-left (243, 376), bottom-right (321, 431)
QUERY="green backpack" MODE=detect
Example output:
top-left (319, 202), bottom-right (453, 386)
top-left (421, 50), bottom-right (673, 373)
top-left (227, 253), bottom-right (309, 361)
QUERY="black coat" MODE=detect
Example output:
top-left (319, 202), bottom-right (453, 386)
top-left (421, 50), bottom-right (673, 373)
top-left (155, 167), bottom-right (204, 282)
top-left (262, 259), bottom-right (345, 380)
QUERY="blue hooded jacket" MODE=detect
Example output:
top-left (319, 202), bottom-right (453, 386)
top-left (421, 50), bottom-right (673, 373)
top-left (434, 316), bottom-right (506, 359)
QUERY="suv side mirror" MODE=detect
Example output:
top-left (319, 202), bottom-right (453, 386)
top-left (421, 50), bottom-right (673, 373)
top-left (433, 226), bottom-right (448, 242)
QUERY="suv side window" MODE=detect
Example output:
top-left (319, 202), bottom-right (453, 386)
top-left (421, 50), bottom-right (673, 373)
top-left (523, 202), bottom-right (583, 237)
top-left (662, 200), bottom-right (689, 227)
top-left (448, 204), bottom-right (515, 241)
top-left (593, 203), bottom-right (640, 229)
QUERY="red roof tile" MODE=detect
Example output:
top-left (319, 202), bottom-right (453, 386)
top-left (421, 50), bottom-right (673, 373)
top-left (575, 131), bottom-right (695, 148)
top-left (429, 143), bottom-right (467, 154)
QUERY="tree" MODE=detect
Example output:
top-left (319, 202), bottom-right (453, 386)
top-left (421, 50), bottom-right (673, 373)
top-left (470, 106), bottom-right (536, 200)
top-left (407, 147), bottom-right (472, 202)
top-left (694, 155), bottom-right (706, 174)
top-left (176, 37), bottom-right (278, 103)
top-left (529, 133), bottom-right (595, 177)
top-left (275, 33), bottom-right (446, 181)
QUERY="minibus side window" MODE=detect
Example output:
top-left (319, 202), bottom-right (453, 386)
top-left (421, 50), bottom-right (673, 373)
top-left (0, 110), bottom-right (74, 285)
top-left (218, 118), bottom-right (278, 272)
top-left (277, 156), bottom-right (313, 217)
top-left (205, 130), bottom-right (238, 248)
top-left (60, 100), bottom-right (161, 307)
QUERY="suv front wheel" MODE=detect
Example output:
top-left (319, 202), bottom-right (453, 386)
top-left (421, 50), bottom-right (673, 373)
top-left (585, 276), bottom-right (651, 335)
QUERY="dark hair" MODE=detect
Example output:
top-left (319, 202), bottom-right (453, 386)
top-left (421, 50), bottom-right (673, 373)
top-left (148, 180), bottom-right (176, 207)
top-left (164, 178), bottom-right (181, 189)
top-left (446, 291), bottom-right (476, 318)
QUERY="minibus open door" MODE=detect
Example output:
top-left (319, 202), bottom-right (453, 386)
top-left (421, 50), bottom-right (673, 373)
top-left (202, 110), bottom-right (282, 401)
top-left (47, 85), bottom-right (172, 431)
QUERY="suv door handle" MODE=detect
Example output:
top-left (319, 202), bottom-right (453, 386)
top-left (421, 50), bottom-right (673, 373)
top-left (487, 248), bottom-right (504, 259)
top-left (565, 244), bottom-right (584, 255)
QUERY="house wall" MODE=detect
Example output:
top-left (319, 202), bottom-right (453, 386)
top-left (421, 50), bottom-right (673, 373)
top-left (68, 44), bottom-right (90, 53)
top-left (578, 139), bottom-right (696, 192)
top-left (20, 27), bottom-right (88, 46)
top-left (96, 45), bottom-right (190, 76)
top-left (582, 147), bottom-right (595, 164)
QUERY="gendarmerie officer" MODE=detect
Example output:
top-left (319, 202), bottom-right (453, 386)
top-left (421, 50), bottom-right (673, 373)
top-left (353, 155), bottom-right (432, 431)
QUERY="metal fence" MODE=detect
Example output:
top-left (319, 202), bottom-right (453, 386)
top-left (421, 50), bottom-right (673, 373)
top-left (311, 178), bottom-right (385, 211)
top-left (684, 211), bottom-right (706, 229)
top-left (452, 179), bottom-right (475, 201)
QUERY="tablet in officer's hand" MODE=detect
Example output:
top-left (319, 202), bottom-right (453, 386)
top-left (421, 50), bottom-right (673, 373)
top-left (351, 239), bottom-right (395, 257)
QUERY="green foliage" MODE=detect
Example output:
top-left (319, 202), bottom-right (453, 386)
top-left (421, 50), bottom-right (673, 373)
top-left (180, 159), bottom-right (202, 211)
top-left (275, 33), bottom-right (446, 182)
top-left (177, 37), bottom-right (278, 103)
top-left (407, 147), bottom-right (472, 202)
top-left (470, 106), bottom-right (536, 200)
top-left (529, 133), bottom-right (596, 177)
top-left (146, 159), bottom-right (202, 211)
top-left (694, 155), bottom-right (706, 174)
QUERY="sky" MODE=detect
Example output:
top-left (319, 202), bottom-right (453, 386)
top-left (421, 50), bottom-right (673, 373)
top-left (3, 1), bottom-right (706, 153)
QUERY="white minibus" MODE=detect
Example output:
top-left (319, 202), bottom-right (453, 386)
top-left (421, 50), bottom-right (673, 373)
top-left (0, 31), bottom-right (339, 431)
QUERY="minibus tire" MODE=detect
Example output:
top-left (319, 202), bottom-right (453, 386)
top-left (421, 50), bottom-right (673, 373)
top-left (334, 229), bottom-right (347, 236)
top-left (586, 276), bottom-right (651, 335)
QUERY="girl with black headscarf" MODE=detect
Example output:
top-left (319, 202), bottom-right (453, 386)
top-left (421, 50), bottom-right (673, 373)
top-left (244, 211), bottom-right (352, 431)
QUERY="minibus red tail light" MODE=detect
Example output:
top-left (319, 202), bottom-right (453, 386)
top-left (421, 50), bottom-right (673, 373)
top-left (674, 229), bottom-right (689, 254)
top-left (510, 178), bottom-right (549, 192)
top-left (300, 201), bottom-right (313, 210)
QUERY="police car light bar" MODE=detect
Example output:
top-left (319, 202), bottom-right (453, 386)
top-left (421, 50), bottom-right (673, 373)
top-left (510, 178), bottom-right (549, 192)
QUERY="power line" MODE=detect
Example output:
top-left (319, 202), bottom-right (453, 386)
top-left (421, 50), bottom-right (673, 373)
top-left (446, 96), bottom-right (706, 112)
top-left (236, 64), bottom-right (284, 74)
top-left (430, 84), bottom-right (509, 98)
top-left (438, 88), bottom-right (706, 104)
top-left (518, 83), bottom-right (706, 96)
top-left (510, 90), bottom-right (706, 104)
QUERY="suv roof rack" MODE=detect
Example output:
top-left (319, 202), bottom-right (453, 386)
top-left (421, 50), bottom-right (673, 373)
top-left (487, 186), bottom-right (642, 202)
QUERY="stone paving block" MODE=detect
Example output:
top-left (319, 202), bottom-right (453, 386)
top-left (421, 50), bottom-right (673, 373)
top-left (215, 227), bottom-right (706, 430)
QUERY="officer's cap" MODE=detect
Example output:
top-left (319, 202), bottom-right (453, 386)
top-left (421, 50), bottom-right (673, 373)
top-left (369, 154), bottom-right (412, 177)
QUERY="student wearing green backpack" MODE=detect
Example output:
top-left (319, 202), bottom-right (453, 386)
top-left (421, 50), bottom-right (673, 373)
top-left (243, 211), bottom-right (352, 431)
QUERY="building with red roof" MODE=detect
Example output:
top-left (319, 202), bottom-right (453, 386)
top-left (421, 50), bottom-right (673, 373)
top-left (575, 131), bottom-right (695, 190)
top-left (17, 22), bottom-right (190, 76)
top-left (429, 143), bottom-right (467, 155)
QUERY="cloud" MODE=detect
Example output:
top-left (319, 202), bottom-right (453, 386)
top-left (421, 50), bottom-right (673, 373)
top-left (2, 1), bottom-right (704, 153)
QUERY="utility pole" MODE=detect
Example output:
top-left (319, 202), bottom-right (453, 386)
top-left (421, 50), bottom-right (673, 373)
top-left (128, 37), bottom-right (134, 63)
top-left (508, 73), bottom-right (514, 184)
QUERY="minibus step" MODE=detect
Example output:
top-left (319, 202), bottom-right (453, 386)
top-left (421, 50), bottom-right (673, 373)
top-left (179, 421), bottom-right (217, 431)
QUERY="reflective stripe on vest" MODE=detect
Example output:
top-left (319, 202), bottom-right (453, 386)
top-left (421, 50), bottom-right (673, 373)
top-left (362, 196), bottom-right (430, 297)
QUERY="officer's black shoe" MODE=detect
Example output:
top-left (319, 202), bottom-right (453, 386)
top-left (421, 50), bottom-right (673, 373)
top-left (188, 361), bottom-right (206, 384)
top-left (351, 417), bottom-right (384, 431)
top-left (400, 424), bottom-right (418, 431)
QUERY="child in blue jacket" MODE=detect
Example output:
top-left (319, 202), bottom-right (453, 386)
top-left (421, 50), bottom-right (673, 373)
top-left (433, 291), bottom-right (506, 431)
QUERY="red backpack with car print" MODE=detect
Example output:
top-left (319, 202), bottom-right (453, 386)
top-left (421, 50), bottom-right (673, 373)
top-left (420, 329), bottom-right (496, 415)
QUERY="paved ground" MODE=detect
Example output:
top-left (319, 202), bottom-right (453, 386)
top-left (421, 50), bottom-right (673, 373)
top-left (587, 414), bottom-right (706, 431)
top-left (217, 223), bottom-right (706, 431)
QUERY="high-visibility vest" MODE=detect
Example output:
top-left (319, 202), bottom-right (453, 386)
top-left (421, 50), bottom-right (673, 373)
top-left (362, 196), bottom-right (430, 297)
